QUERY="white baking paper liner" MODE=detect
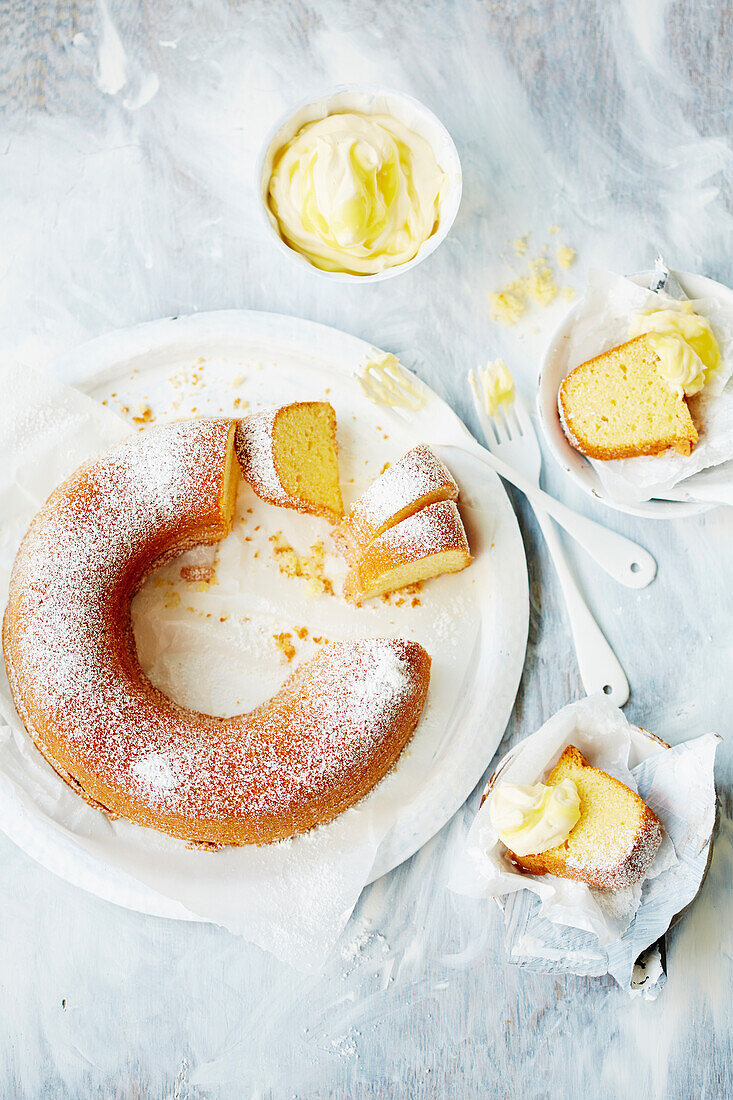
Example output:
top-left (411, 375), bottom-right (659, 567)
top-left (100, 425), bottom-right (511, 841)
top-left (0, 360), bottom-right (489, 971)
top-left (561, 269), bottom-right (733, 504)
top-left (449, 695), bottom-right (719, 997)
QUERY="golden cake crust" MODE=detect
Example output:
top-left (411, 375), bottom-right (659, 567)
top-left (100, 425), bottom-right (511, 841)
top-left (2, 418), bottom-right (430, 846)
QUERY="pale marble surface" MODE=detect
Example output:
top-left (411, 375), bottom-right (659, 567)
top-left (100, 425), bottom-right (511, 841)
top-left (1, 2), bottom-right (732, 1097)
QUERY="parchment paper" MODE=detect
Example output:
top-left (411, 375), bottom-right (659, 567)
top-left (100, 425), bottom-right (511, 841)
top-left (449, 695), bottom-right (719, 997)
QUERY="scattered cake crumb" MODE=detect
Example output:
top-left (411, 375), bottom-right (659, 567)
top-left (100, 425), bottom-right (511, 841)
top-left (180, 564), bottom-right (215, 583)
top-left (489, 290), bottom-right (525, 326)
top-left (269, 534), bottom-right (335, 596)
top-left (273, 632), bottom-right (296, 661)
top-left (132, 404), bottom-right (154, 424)
top-left (490, 232), bottom-right (577, 325)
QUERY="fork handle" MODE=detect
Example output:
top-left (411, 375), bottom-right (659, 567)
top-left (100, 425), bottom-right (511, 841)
top-left (534, 506), bottom-right (629, 705)
top-left (468, 448), bottom-right (657, 589)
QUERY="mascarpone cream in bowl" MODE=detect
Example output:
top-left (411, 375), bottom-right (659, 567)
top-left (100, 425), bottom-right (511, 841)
top-left (257, 86), bottom-right (462, 282)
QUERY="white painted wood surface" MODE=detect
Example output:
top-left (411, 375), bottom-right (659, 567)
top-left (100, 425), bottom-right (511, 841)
top-left (1, 1), bottom-right (731, 1096)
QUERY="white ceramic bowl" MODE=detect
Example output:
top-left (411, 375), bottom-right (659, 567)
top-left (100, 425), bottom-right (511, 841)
top-left (256, 85), bottom-right (462, 283)
top-left (537, 269), bottom-right (733, 519)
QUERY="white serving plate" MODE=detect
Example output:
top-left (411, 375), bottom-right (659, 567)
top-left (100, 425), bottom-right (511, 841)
top-left (537, 270), bottom-right (733, 519)
top-left (0, 310), bottom-right (529, 923)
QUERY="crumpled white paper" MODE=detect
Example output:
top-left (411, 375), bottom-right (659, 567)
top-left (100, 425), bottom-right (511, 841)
top-left (562, 269), bottom-right (733, 504)
top-left (449, 695), bottom-right (719, 997)
top-left (0, 361), bottom-right (482, 971)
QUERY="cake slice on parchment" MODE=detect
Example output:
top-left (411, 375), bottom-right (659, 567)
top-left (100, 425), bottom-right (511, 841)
top-left (510, 745), bottom-right (663, 889)
top-left (559, 335), bottom-right (698, 460)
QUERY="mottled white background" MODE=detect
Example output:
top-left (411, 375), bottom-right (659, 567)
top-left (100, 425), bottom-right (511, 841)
top-left (1, 1), bottom-right (732, 1097)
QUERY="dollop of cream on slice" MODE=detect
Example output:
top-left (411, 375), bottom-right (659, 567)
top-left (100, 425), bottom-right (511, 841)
top-left (489, 778), bottom-right (581, 857)
top-left (267, 112), bottom-right (444, 275)
top-left (629, 302), bottom-right (721, 398)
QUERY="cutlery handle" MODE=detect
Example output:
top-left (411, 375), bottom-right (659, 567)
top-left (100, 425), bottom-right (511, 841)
top-left (464, 446), bottom-right (657, 589)
top-left (534, 507), bottom-right (630, 706)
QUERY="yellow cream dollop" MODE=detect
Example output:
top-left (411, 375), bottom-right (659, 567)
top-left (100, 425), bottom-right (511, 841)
top-left (629, 302), bottom-right (721, 398)
top-left (489, 778), bottom-right (581, 857)
top-left (267, 112), bottom-right (444, 275)
top-left (469, 358), bottom-right (515, 416)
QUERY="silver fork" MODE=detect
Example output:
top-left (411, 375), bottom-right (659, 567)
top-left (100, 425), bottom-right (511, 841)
top-left (469, 370), bottom-right (629, 705)
top-left (356, 355), bottom-right (657, 591)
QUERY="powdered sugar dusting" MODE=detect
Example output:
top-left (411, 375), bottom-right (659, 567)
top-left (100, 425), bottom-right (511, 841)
top-left (567, 812), bottom-right (663, 889)
top-left (131, 752), bottom-right (179, 795)
top-left (375, 499), bottom-right (468, 559)
top-left (4, 419), bottom-right (429, 840)
top-left (235, 409), bottom-right (288, 504)
top-left (352, 444), bottom-right (458, 531)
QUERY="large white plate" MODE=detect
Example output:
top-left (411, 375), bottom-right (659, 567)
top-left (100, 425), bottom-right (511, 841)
top-left (0, 310), bottom-right (528, 922)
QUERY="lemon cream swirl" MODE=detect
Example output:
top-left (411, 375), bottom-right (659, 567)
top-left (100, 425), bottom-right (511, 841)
top-left (489, 779), bottom-right (581, 857)
top-left (267, 112), bottom-right (444, 275)
top-left (629, 302), bottom-right (721, 398)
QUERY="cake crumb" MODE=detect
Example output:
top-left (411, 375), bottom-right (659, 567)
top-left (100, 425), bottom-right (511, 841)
top-left (164, 591), bottom-right (181, 609)
top-left (132, 403), bottom-right (154, 424)
top-left (513, 234), bottom-right (529, 256)
top-left (180, 564), bottom-right (215, 583)
top-left (489, 290), bottom-right (525, 326)
top-left (269, 534), bottom-right (335, 596)
top-left (295, 625), bottom-right (309, 639)
top-left (490, 232), bottom-right (577, 325)
top-left (273, 632), bottom-right (296, 661)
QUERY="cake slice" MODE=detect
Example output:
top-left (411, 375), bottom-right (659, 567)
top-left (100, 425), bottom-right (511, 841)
top-left (235, 401), bottom-right (343, 521)
top-left (334, 444), bottom-right (459, 564)
top-left (344, 499), bottom-right (471, 604)
top-left (559, 335), bottom-right (698, 460)
top-left (512, 745), bottom-right (663, 889)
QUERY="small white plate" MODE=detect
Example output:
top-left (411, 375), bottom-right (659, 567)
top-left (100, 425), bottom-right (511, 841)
top-left (537, 270), bottom-right (733, 519)
top-left (0, 309), bottom-right (528, 923)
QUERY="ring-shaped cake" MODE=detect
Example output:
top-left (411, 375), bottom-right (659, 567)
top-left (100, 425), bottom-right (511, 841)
top-left (2, 418), bottom-right (431, 846)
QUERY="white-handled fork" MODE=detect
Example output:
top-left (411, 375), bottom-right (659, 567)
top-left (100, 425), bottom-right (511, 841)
top-left (469, 368), bottom-right (629, 704)
top-left (357, 355), bottom-right (657, 590)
